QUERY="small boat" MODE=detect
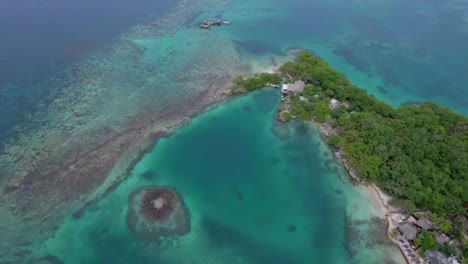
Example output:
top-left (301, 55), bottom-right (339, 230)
top-left (199, 21), bottom-right (211, 29)
top-left (198, 19), bottom-right (230, 29)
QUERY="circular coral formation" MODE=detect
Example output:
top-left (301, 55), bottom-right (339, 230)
top-left (127, 186), bottom-right (190, 242)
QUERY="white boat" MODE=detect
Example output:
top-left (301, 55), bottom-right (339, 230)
top-left (222, 20), bottom-right (231, 25)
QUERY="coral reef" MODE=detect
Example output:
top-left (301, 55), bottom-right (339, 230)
top-left (127, 186), bottom-right (190, 242)
top-left (0, 0), bottom-right (288, 258)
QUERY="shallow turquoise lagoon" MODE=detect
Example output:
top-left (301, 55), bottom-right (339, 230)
top-left (2, 0), bottom-right (467, 262)
top-left (46, 89), bottom-right (403, 263)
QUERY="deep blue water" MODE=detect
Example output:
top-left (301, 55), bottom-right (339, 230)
top-left (223, 0), bottom-right (468, 112)
top-left (1, 0), bottom-right (467, 262)
top-left (2, 0), bottom-right (468, 145)
top-left (0, 0), bottom-right (175, 142)
top-left (0, 0), bottom-right (174, 85)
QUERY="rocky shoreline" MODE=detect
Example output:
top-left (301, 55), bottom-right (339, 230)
top-left (315, 123), bottom-right (363, 185)
top-left (321, 125), bottom-right (410, 263)
top-left (285, 104), bottom-right (409, 263)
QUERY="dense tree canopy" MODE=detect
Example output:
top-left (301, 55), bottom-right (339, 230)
top-left (236, 51), bottom-right (468, 235)
top-left (234, 73), bottom-right (282, 91)
top-left (416, 230), bottom-right (437, 253)
top-left (279, 52), bottom-right (468, 222)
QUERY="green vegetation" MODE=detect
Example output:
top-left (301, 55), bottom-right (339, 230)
top-left (462, 240), bottom-right (468, 262)
top-left (437, 243), bottom-right (457, 257)
top-left (416, 231), bottom-right (457, 257)
top-left (234, 73), bottom-right (282, 91)
top-left (289, 97), bottom-right (313, 121)
top-left (328, 135), bottom-right (341, 148)
top-left (280, 112), bottom-right (292, 122)
top-left (432, 213), bottom-right (454, 233)
top-left (279, 52), bottom-right (467, 226)
top-left (235, 51), bottom-right (467, 237)
top-left (416, 230), bottom-right (437, 253)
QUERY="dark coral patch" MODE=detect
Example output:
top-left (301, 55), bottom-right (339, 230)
top-left (127, 186), bottom-right (190, 243)
top-left (141, 187), bottom-right (177, 221)
top-left (140, 170), bottom-right (158, 180)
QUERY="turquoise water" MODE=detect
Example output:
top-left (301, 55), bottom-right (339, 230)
top-left (2, 0), bottom-right (468, 262)
top-left (0, 0), bottom-right (176, 142)
top-left (1, 0), bottom-right (467, 144)
top-left (45, 89), bottom-right (402, 263)
top-left (219, 0), bottom-right (468, 113)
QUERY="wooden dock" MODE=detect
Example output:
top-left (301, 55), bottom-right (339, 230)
top-left (199, 19), bottom-right (230, 29)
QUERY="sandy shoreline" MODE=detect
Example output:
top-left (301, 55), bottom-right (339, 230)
top-left (366, 184), bottom-right (409, 264)
top-left (310, 121), bottom-right (408, 263)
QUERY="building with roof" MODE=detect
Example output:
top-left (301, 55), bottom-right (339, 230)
top-left (448, 257), bottom-right (461, 264)
top-left (416, 218), bottom-right (434, 230)
top-left (398, 222), bottom-right (418, 241)
top-left (426, 251), bottom-right (449, 264)
top-left (436, 232), bottom-right (451, 244)
top-left (282, 80), bottom-right (305, 93)
top-left (329, 99), bottom-right (341, 109)
top-left (407, 216), bottom-right (418, 224)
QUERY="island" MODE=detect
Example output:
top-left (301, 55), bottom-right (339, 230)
top-left (126, 186), bottom-right (190, 243)
top-left (233, 51), bottom-right (468, 264)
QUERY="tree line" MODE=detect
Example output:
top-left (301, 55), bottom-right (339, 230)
top-left (235, 52), bottom-right (468, 241)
